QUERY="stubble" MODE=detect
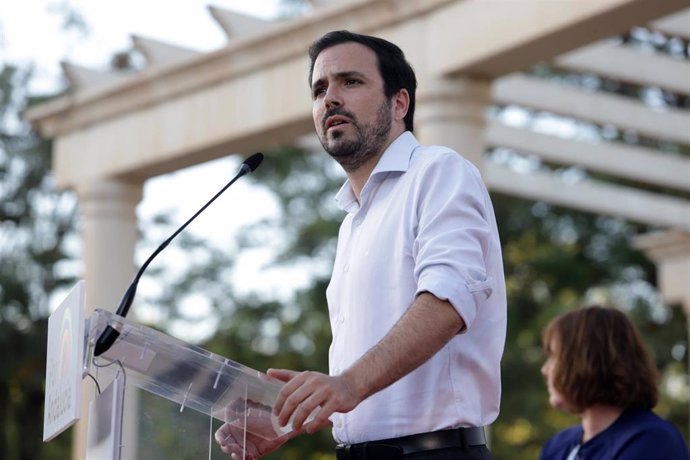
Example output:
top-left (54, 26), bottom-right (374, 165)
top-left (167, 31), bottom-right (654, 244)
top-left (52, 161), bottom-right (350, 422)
top-left (319, 99), bottom-right (392, 173)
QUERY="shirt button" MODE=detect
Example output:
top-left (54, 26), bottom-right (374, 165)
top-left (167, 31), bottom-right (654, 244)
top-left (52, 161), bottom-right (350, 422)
top-left (338, 316), bottom-right (344, 324)
top-left (343, 264), bottom-right (349, 272)
top-left (354, 219), bottom-right (361, 226)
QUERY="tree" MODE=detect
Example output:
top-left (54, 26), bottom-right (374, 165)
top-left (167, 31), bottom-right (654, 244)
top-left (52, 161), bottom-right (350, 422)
top-left (0, 64), bottom-right (77, 460)
top-left (11, 3), bottom-right (684, 456)
top-left (489, 195), bottom-right (688, 458)
top-left (180, 143), bottom-right (686, 460)
top-left (125, 147), bottom-right (341, 459)
top-left (200, 147), bottom-right (343, 459)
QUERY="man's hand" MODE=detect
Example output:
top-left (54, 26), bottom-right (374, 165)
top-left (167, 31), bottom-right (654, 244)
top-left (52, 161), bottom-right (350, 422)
top-left (214, 392), bottom-right (304, 459)
top-left (268, 368), bottom-right (360, 433)
top-left (268, 293), bottom-right (463, 436)
top-left (214, 422), bottom-right (295, 460)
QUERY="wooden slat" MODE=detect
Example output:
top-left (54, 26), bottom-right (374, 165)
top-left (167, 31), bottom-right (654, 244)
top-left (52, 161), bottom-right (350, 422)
top-left (484, 162), bottom-right (690, 230)
top-left (650, 8), bottom-right (690, 40)
top-left (60, 62), bottom-right (127, 91)
top-left (431, 0), bottom-right (688, 78)
top-left (486, 123), bottom-right (690, 192)
top-left (207, 6), bottom-right (274, 39)
top-left (556, 41), bottom-right (690, 95)
top-left (493, 74), bottom-right (690, 145)
top-left (131, 35), bottom-right (200, 66)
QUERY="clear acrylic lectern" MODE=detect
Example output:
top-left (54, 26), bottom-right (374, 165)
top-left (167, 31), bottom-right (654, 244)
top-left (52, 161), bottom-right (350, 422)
top-left (85, 308), bottom-right (294, 455)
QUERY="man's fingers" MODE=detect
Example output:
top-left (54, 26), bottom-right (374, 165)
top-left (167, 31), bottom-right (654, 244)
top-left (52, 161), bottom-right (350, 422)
top-left (272, 371), bottom-right (310, 418)
top-left (289, 390), bottom-right (327, 430)
top-left (276, 374), bottom-right (316, 426)
top-left (231, 453), bottom-right (256, 460)
top-left (214, 428), bottom-right (226, 445)
top-left (302, 394), bottom-right (339, 434)
top-left (268, 368), bottom-right (302, 417)
top-left (267, 368), bottom-right (299, 382)
top-left (304, 411), bottom-right (333, 434)
top-left (215, 423), bottom-right (234, 446)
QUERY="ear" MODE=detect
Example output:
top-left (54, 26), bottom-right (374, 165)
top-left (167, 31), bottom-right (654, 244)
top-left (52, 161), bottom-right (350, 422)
top-left (392, 89), bottom-right (410, 123)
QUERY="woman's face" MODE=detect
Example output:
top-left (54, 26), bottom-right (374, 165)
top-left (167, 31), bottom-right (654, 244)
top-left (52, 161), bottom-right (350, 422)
top-left (541, 339), bottom-right (569, 411)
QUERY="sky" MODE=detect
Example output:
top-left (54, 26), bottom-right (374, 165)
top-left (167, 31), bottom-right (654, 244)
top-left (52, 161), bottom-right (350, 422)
top-left (1, 0), bottom-right (321, 341)
top-left (1, 0), bottom-right (284, 92)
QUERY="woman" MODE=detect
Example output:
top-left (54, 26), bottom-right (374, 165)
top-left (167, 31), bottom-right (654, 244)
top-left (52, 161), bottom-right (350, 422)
top-left (539, 305), bottom-right (688, 460)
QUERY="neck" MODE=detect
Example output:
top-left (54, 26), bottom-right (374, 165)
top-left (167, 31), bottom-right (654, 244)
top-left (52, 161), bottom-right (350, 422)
top-left (580, 405), bottom-right (623, 442)
top-left (347, 127), bottom-right (405, 201)
top-left (347, 153), bottom-right (381, 200)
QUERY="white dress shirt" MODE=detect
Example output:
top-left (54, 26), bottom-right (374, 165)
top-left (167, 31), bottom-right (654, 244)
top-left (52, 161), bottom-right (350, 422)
top-left (326, 131), bottom-right (506, 444)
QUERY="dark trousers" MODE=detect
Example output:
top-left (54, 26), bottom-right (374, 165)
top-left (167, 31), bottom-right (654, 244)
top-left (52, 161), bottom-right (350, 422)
top-left (406, 445), bottom-right (493, 460)
top-left (335, 428), bottom-right (492, 460)
top-left (336, 445), bottom-right (492, 460)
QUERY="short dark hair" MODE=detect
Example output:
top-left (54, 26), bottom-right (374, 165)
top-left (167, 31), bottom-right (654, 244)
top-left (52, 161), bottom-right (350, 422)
top-left (308, 30), bottom-right (417, 132)
top-left (543, 305), bottom-right (659, 413)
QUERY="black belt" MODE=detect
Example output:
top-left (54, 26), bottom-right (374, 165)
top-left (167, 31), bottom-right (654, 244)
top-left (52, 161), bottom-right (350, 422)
top-left (336, 427), bottom-right (487, 459)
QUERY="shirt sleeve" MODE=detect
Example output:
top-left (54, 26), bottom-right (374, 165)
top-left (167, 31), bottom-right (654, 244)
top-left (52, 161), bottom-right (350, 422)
top-left (411, 150), bottom-right (496, 330)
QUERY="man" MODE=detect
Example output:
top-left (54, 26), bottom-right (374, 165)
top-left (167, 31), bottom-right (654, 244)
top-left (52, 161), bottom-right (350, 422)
top-left (216, 30), bottom-right (506, 460)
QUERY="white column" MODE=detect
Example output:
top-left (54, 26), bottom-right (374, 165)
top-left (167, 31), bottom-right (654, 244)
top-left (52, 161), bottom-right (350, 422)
top-left (72, 179), bottom-right (142, 460)
top-left (78, 179), bottom-right (142, 314)
top-left (634, 230), bottom-right (690, 316)
top-left (414, 76), bottom-right (492, 169)
top-left (634, 229), bottom-right (690, 440)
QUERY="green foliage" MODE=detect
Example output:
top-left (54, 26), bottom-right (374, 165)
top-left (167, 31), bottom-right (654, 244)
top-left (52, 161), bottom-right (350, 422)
top-left (490, 195), bottom-right (688, 458)
top-left (0, 64), bottom-right (76, 460)
top-left (127, 146), bottom-right (340, 458)
top-left (193, 148), bottom-right (687, 459)
top-left (197, 147), bottom-right (343, 458)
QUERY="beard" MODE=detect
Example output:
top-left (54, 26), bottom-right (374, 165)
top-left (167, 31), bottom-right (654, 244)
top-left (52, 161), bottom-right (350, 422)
top-left (318, 99), bottom-right (392, 173)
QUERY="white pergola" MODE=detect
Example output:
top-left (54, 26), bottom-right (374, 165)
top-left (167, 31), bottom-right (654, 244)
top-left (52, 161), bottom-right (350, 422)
top-left (26, 0), bottom-right (690, 457)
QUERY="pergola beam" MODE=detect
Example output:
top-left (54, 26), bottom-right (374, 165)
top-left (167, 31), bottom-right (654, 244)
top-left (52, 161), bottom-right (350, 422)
top-left (485, 162), bottom-right (690, 230)
top-left (207, 6), bottom-right (274, 39)
top-left (487, 123), bottom-right (690, 192)
top-left (493, 74), bottom-right (690, 145)
top-left (60, 62), bottom-right (127, 91)
top-left (429, 0), bottom-right (688, 77)
top-left (25, 0), bottom-right (689, 188)
top-left (132, 35), bottom-right (200, 66)
top-left (556, 40), bottom-right (690, 95)
top-left (650, 8), bottom-right (690, 40)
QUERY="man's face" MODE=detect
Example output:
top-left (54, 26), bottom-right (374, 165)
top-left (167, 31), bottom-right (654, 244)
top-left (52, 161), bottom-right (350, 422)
top-left (310, 42), bottom-right (394, 172)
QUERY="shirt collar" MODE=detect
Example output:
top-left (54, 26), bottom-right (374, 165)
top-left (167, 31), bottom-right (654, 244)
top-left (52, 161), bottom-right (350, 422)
top-left (334, 131), bottom-right (419, 212)
top-left (371, 131), bottom-right (418, 175)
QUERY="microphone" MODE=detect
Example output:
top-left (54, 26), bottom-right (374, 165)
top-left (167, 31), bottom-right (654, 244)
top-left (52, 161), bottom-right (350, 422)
top-left (93, 152), bottom-right (264, 357)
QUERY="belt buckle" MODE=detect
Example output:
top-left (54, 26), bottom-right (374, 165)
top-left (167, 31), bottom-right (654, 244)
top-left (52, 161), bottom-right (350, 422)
top-left (336, 443), bottom-right (352, 460)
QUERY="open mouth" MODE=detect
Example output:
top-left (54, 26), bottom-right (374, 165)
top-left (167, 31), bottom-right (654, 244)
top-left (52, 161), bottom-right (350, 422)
top-left (325, 116), bottom-right (351, 130)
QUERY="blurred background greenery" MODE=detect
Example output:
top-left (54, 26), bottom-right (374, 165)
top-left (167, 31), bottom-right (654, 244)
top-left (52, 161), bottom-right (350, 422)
top-left (1, 1), bottom-right (688, 459)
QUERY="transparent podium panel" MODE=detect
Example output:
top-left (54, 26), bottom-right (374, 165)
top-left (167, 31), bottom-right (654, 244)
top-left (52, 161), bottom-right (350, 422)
top-left (136, 388), bottom-right (229, 460)
top-left (85, 309), bottom-right (290, 442)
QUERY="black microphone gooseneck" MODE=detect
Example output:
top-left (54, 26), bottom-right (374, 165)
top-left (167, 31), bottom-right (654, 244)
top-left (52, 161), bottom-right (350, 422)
top-left (93, 152), bottom-right (264, 357)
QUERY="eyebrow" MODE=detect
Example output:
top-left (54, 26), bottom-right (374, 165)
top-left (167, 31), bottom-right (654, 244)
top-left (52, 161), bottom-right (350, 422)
top-left (311, 70), bottom-right (368, 92)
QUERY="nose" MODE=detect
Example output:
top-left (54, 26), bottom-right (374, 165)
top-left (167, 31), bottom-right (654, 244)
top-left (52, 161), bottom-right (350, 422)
top-left (324, 86), bottom-right (342, 109)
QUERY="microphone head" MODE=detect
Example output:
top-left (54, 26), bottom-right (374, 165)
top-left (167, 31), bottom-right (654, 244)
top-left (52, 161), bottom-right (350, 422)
top-left (243, 152), bottom-right (264, 173)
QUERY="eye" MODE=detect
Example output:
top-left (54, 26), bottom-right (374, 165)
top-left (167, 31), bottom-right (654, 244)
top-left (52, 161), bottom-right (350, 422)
top-left (345, 79), bottom-right (361, 86)
top-left (313, 86), bottom-right (326, 98)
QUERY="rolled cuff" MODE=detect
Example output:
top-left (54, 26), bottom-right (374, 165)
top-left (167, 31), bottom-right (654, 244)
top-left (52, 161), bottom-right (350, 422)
top-left (417, 272), bottom-right (494, 332)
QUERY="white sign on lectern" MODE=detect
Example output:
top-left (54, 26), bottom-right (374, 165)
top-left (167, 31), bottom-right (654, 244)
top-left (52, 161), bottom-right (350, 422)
top-left (43, 281), bottom-right (85, 442)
